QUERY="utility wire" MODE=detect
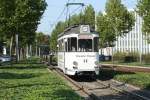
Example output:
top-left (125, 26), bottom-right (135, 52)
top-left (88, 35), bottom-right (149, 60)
top-left (70, 5), bottom-right (82, 16)
top-left (51, 0), bottom-right (85, 31)
top-left (50, 6), bottom-right (66, 30)
top-left (50, 0), bottom-right (70, 31)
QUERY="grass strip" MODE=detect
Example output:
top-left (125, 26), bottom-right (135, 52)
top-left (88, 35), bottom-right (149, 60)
top-left (0, 63), bottom-right (82, 100)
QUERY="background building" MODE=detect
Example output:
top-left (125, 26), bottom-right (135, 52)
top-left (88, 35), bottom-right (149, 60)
top-left (113, 11), bottom-right (150, 54)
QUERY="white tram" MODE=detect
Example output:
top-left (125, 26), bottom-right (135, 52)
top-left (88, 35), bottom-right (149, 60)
top-left (57, 25), bottom-right (99, 76)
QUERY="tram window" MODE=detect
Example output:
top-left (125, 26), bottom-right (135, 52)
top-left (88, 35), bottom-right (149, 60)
top-left (58, 41), bottom-right (60, 51)
top-left (68, 38), bottom-right (77, 52)
top-left (78, 39), bottom-right (92, 52)
top-left (94, 37), bottom-right (99, 52)
top-left (61, 40), bottom-right (64, 51)
top-left (58, 41), bottom-right (61, 52)
top-left (65, 42), bottom-right (67, 52)
top-left (58, 39), bottom-right (64, 52)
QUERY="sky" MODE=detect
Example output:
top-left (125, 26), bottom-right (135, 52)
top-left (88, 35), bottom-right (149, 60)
top-left (37, 0), bottom-right (137, 35)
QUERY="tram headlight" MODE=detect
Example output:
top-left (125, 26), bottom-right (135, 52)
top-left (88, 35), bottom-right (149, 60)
top-left (73, 61), bottom-right (78, 66)
top-left (95, 61), bottom-right (99, 65)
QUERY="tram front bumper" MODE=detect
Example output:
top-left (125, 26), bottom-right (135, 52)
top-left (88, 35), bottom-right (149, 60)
top-left (65, 67), bottom-right (99, 75)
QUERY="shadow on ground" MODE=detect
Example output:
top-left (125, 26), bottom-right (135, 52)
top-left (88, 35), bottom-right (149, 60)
top-left (0, 64), bottom-right (47, 70)
top-left (0, 82), bottom-right (49, 90)
top-left (71, 69), bottom-right (135, 82)
top-left (0, 72), bottom-right (41, 79)
top-left (41, 89), bottom-right (83, 100)
top-left (71, 75), bottom-right (96, 82)
top-left (98, 69), bottom-right (135, 81)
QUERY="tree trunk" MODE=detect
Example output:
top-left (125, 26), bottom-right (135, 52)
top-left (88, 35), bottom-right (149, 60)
top-left (9, 36), bottom-right (13, 56)
top-left (22, 48), bottom-right (25, 59)
top-left (26, 45), bottom-right (29, 58)
top-left (20, 48), bottom-right (23, 60)
top-left (29, 45), bottom-right (32, 57)
top-left (39, 47), bottom-right (40, 57)
top-left (16, 34), bottom-right (19, 62)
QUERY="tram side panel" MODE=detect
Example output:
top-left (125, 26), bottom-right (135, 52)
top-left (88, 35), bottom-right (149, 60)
top-left (58, 52), bottom-right (65, 72)
top-left (64, 52), bottom-right (99, 75)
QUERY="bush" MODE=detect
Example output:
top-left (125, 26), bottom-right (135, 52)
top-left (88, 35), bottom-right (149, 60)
top-left (142, 54), bottom-right (150, 64)
top-left (52, 55), bottom-right (57, 63)
top-left (113, 51), bottom-right (126, 63)
top-left (113, 51), bottom-right (139, 63)
top-left (126, 52), bottom-right (139, 62)
top-left (18, 56), bottom-right (41, 64)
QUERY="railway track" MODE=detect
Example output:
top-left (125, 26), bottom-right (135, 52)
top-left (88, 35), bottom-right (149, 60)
top-left (48, 66), bottom-right (96, 100)
top-left (47, 65), bottom-right (150, 100)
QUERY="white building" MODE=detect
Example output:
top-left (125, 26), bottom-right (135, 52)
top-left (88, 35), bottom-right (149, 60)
top-left (114, 11), bottom-right (150, 54)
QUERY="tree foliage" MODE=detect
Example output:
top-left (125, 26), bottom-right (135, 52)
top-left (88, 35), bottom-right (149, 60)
top-left (105, 0), bottom-right (134, 36)
top-left (36, 32), bottom-right (50, 46)
top-left (97, 0), bottom-right (135, 48)
top-left (137, 0), bottom-right (150, 43)
top-left (0, 0), bottom-right (47, 54)
top-left (96, 12), bottom-right (116, 48)
top-left (0, 0), bottom-right (16, 39)
top-left (83, 5), bottom-right (95, 29)
top-left (50, 22), bottom-right (66, 51)
top-left (15, 0), bottom-right (47, 46)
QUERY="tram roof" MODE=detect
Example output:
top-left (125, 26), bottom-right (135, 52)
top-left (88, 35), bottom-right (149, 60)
top-left (58, 25), bottom-right (98, 38)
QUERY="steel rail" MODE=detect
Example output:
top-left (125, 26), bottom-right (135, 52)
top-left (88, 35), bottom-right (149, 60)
top-left (47, 66), bottom-right (99, 100)
top-left (46, 63), bottom-right (150, 100)
top-left (96, 79), bottom-right (150, 100)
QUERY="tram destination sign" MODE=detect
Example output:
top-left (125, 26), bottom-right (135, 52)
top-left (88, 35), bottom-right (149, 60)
top-left (76, 55), bottom-right (95, 57)
top-left (78, 34), bottom-right (93, 39)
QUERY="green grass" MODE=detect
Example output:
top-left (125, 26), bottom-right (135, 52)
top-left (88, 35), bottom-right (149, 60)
top-left (0, 63), bottom-right (82, 100)
top-left (99, 69), bottom-right (150, 90)
top-left (101, 61), bottom-right (150, 67)
top-left (114, 72), bottom-right (150, 89)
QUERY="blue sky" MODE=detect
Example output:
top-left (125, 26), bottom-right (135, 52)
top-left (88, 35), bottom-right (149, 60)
top-left (37, 0), bottom-right (137, 35)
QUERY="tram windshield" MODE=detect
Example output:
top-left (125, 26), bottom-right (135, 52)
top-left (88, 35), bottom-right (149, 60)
top-left (78, 39), bottom-right (92, 52)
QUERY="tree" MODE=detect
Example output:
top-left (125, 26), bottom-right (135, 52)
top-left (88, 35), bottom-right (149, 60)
top-left (0, 0), bottom-right (16, 55)
top-left (0, 0), bottom-right (47, 57)
top-left (15, 0), bottom-right (47, 58)
top-left (137, 0), bottom-right (150, 43)
top-left (50, 21), bottom-right (65, 51)
top-left (36, 32), bottom-right (50, 56)
top-left (97, 0), bottom-right (134, 48)
top-left (105, 0), bottom-right (134, 37)
top-left (14, 0), bottom-right (47, 45)
top-left (83, 5), bottom-right (95, 29)
top-left (36, 32), bottom-right (50, 46)
top-left (69, 14), bottom-right (81, 26)
top-left (96, 12), bottom-right (116, 48)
